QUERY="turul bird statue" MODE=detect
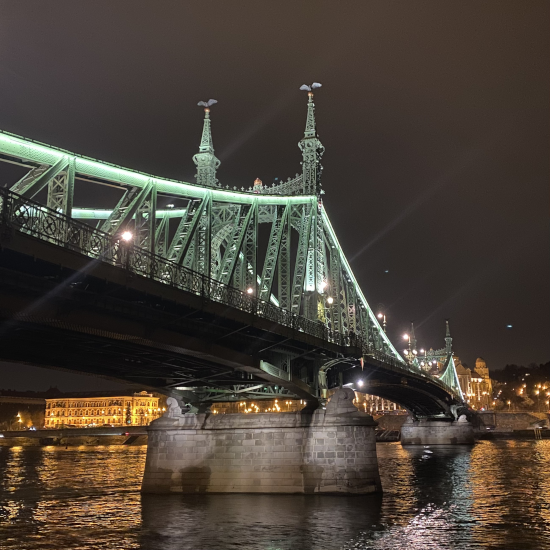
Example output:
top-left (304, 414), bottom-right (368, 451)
top-left (198, 99), bottom-right (218, 107)
top-left (299, 83), bottom-right (322, 91)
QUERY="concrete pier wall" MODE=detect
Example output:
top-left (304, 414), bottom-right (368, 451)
top-left (0, 426), bottom-right (148, 446)
top-left (401, 417), bottom-right (475, 445)
top-left (142, 388), bottom-right (381, 494)
top-left (477, 411), bottom-right (549, 432)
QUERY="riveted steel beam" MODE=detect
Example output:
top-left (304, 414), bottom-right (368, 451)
top-left (14, 157), bottom-right (69, 200)
top-left (259, 203), bottom-right (289, 302)
top-left (134, 181), bottom-right (157, 253)
top-left (167, 197), bottom-right (207, 265)
top-left (155, 214), bottom-right (170, 258)
top-left (329, 245), bottom-right (342, 333)
top-left (243, 205), bottom-right (258, 294)
top-left (99, 181), bottom-right (154, 236)
top-left (291, 202), bottom-right (313, 315)
top-left (277, 208), bottom-right (291, 310)
top-left (219, 202), bottom-right (256, 285)
top-left (46, 157), bottom-right (75, 216)
top-left (196, 193), bottom-right (212, 277)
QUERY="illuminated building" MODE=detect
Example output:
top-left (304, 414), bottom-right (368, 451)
top-left (210, 395), bottom-right (404, 415)
top-left (456, 357), bottom-right (493, 410)
top-left (353, 392), bottom-right (405, 414)
top-left (44, 391), bottom-right (163, 427)
top-left (211, 399), bottom-right (305, 414)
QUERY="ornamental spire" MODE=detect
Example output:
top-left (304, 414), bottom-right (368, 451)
top-left (298, 83), bottom-right (325, 196)
top-left (410, 322), bottom-right (417, 351)
top-left (445, 319), bottom-right (452, 355)
top-left (193, 99), bottom-right (221, 188)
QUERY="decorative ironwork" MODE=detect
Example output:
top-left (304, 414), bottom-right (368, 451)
top-left (251, 175), bottom-right (304, 195)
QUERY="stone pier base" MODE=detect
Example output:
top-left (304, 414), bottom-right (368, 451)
top-left (141, 388), bottom-right (381, 494)
top-left (401, 417), bottom-right (475, 445)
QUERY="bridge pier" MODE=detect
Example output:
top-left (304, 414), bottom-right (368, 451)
top-left (141, 388), bottom-right (381, 494)
top-left (400, 416), bottom-right (475, 445)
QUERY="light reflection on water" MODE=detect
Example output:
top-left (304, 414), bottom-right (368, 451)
top-left (0, 441), bottom-right (549, 549)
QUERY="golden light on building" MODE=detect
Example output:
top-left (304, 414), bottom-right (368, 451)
top-left (211, 398), bottom-right (305, 415)
top-left (209, 392), bottom-right (406, 416)
top-left (44, 391), bottom-right (161, 428)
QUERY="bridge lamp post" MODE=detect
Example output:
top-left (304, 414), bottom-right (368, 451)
top-left (377, 312), bottom-right (387, 332)
top-left (377, 304), bottom-right (387, 332)
top-left (119, 231), bottom-right (133, 270)
top-left (402, 334), bottom-right (418, 363)
top-left (403, 333), bottom-right (410, 360)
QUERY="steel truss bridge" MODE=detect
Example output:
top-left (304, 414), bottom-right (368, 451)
top-left (0, 90), bottom-right (465, 417)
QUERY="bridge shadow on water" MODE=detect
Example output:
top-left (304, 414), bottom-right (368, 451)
top-left (137, 444), bottom-right (473, 550)
top-left (139, 492), bottom-right (383, 550)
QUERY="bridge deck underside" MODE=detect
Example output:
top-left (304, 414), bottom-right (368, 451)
top-left (0, 232), bottom-right (357, 401)
top-left (333, 360), bottom-right (456, 418)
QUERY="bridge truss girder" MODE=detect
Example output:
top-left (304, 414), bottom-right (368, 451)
top-left (0, 130), bottom-right (401, 356)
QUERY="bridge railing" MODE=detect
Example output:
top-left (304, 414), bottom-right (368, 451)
top-left (0, 188), bottom-right (352, 349)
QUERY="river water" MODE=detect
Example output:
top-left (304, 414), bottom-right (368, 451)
top-left (0, 441), bottom-right (549, 550)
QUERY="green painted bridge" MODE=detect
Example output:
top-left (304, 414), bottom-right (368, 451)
top-left (0, 88), bottom-right (464, 418)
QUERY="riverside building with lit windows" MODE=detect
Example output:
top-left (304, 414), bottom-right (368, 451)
top-left (210, 395), bottom-right (405, 415)
top-left (44, 391), bottom-right (163, 427)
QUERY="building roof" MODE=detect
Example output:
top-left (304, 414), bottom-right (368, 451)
top-left (44, 390), bottom-right (157, 400)
top-left (455, 364), bottom-right (471, 375)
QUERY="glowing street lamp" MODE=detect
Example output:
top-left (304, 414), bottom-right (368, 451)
top-left (377, 312), bottom-right (387, 332)
top-left (327, 296), bottom-right (334, 304)
top-left (402, 334), bottom-right (418, 362)
top-left (377, 304), bottom-right (387, 332)
top-left (246, 287), bottom-right (254, 295)
top-left (121, 231), bottom-right (133, 242)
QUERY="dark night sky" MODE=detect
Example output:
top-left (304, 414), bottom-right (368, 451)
top-left (0, 1), bottom-right (548, 391)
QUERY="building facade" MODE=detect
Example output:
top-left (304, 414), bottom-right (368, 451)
top-left (354, 393), bottom-right (405, 414)
top-left (44, 391), bottom-right (163, 427)
top-left (456, 357), bottom-right (493, 410)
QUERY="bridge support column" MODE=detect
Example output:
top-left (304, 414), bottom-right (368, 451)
top-left (141, 388), bottom-right (381, 494)
top-left (401, 416), bottom-right (475, 445)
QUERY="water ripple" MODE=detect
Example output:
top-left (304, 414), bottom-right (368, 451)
top-left (0, 441), bottom-right (549, 549)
